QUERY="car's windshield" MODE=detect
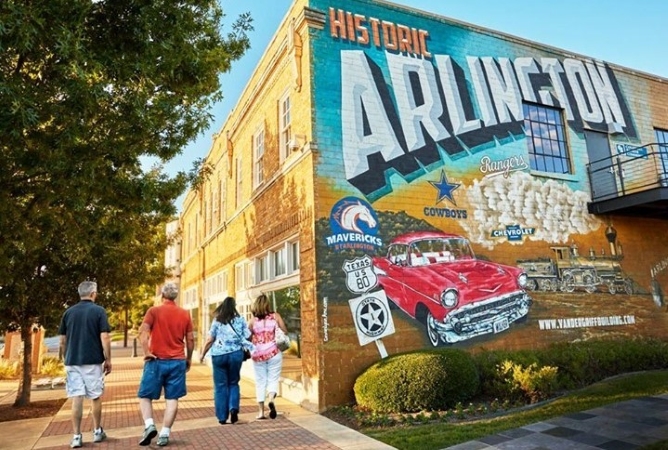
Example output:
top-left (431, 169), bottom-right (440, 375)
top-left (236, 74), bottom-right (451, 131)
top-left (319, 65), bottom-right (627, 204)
top-left (410, 238), bottom-right (474, 265)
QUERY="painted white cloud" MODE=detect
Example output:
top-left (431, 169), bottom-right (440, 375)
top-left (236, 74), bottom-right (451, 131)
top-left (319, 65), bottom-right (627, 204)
top-left (462, 171), bottom-right (601, 249)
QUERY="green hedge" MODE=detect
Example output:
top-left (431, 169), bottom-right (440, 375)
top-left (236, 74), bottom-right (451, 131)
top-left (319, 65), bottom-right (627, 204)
top-left (536, 337), bottom-right (668, 388)
top-left (354, 349), bottom-right (479, 413)
top-left (472, 337), bottom-right (668, 398)
top-left (351, 337), bottom-right (668, 413)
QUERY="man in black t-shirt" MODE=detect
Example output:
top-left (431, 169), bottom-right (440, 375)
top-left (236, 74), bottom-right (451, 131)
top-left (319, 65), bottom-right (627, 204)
top-left (58, 280), bottom-right (112, 448)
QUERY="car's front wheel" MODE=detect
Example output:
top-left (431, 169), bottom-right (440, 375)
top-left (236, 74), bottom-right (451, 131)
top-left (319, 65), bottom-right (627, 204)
top-left (425, 311), bottom-right (442, 347)
top-left (417, 308), bottom-right (440, 347)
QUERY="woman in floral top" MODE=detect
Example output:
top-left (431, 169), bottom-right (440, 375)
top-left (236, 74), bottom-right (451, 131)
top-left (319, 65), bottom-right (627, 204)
top-left (200, 297), bottom-right (251, 424)
top-left (248, 294), bottom-right (288, 419)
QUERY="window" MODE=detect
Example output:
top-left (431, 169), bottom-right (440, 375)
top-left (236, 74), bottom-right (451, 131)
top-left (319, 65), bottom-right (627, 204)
top-left (273, 247), bottom-right (287, 277)
top-left (206, 194), bottom-right (213, 235)
top-left (656, 128), bottom-right (668, 181)
top-left (235, 263), bottom-right (246, 290)
top-left (256, 254), bottom-right (270, 283)
top-left (183, 287), bottom-right (198, 309)
top-left (187, 222), bottom-right (192, 255)
top-left (252, 243), bottom-right (299, 287)
top-left (235, 157), bottom-right (242, 209)
top-left (235, 260), bottom-right (254, 290)
top-left (279, 93), bottom-right (292, 161)
top-left (656, 128), bottom-right (668, 152)
top-left (205, 270), bottom-right (228, 303)
top-left (194, 215), bottom-right (198, 247)
top-left (208, 188), bottom-right (214, 233)
top-left (288, 241), bottom-right (300, 273)
top-left (253, 128), bottom-right (265, 189)
top-left (245, 261), bottom-right (254, 287)
top-left (523, 103), bottom-right (571, 174)
top-left (212, 183), bottom-right (218, 225)
top-left (219, 177), bottom-right (226, 222)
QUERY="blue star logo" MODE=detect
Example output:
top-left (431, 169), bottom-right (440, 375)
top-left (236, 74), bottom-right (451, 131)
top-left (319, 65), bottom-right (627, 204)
top-left (429, 170), bottom-right (460, 205)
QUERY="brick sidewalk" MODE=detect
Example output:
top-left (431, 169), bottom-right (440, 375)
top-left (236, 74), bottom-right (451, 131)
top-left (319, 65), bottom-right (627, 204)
top-left (24, 346), bottom-right (394, 450)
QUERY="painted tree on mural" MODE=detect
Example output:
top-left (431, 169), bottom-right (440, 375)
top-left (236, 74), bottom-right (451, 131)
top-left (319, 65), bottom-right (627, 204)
top-left (0, 0), bottom-right (252, 405)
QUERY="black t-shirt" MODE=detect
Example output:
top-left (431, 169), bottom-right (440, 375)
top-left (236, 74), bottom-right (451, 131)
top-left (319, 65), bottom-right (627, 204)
top-left (58, 300), bottom-right (111, 366)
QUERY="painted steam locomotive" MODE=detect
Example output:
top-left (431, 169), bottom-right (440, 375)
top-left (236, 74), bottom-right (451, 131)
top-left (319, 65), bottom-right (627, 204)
top-left (517, 244), bottom-right (634, 294)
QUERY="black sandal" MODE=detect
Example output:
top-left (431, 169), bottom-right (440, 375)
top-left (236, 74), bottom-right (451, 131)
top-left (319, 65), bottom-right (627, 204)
top-left (268, 402), bottom-right (277, 419)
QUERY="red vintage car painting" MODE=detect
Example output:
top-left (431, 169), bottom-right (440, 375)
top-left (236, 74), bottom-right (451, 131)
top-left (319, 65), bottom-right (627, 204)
top-left (372, 231), bottom-right (532, 346)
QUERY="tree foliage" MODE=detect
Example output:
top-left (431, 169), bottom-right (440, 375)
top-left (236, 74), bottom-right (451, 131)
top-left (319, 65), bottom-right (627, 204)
top-left (0, 0), bottom-right (252, 404)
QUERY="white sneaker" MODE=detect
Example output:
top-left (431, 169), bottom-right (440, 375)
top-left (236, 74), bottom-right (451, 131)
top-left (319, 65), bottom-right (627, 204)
top-left (93, 429), bottom-right (107, 443)
top-left (70, 434), bottom-right (82, 448)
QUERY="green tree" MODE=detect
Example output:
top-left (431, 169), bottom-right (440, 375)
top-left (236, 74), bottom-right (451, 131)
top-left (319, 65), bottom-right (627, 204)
top-left (0, 0), bottom-right (252, 405)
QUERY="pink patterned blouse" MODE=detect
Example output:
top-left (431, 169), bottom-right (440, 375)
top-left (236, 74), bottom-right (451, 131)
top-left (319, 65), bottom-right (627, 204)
top-left (250, 313), bottom-right (280, 362)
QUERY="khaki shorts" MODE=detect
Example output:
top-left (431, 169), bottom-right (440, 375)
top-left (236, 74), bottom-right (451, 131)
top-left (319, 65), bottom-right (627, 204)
top-left (65, 364), bottom-right (105, 399)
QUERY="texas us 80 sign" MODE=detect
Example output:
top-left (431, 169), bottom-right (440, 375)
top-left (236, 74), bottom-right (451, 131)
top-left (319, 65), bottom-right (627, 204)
top-left (342, 255), bottom-right (378, 295)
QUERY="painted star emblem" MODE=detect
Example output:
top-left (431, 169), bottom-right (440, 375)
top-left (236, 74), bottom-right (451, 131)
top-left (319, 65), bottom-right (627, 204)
top-left (359, 303), bottom-right (385, 333)
top-left (429, 170), bottom-right (460, 205)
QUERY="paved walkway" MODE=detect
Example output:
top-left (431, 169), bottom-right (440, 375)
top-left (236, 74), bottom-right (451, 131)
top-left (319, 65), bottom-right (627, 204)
top-left (446, 394), bottom-right (668, 449)
top-left (0, 346), bottom-right (394, 450)
top-left (5, 348), bottom-right (668, 450)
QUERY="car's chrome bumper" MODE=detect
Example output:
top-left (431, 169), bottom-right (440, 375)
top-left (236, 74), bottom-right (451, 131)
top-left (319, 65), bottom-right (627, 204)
top-left (436, 292), bottom-right (532, 343)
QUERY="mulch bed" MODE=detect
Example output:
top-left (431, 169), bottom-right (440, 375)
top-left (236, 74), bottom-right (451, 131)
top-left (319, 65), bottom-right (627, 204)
top-left (0, 399), bottom-right (66, 423)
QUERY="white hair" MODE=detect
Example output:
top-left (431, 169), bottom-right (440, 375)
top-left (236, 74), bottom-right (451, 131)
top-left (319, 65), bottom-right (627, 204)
top-left (161, 282), bottom-right (179, 300)
top-left (78, 281), bottom-right (97, 298)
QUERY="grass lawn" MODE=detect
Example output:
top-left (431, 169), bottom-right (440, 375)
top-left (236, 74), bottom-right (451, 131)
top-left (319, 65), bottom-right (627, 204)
top-left (362, 370), bottom-right (668, 450)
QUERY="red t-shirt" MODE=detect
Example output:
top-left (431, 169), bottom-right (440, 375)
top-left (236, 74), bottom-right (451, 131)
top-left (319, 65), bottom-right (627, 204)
top-left (143, 301), bottom-right (193, 359)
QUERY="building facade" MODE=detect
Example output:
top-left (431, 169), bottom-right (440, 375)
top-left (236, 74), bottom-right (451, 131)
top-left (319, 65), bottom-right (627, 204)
top-left (179, 0), bottom-right (668, 411)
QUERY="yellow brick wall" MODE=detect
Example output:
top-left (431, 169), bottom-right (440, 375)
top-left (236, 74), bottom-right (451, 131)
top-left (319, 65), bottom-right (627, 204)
top-left (178, 0), bottom-right (325, 404)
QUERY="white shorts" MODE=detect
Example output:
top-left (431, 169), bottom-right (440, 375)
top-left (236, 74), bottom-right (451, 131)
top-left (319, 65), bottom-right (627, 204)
top-left (65, 364), bottom-right (105, 399)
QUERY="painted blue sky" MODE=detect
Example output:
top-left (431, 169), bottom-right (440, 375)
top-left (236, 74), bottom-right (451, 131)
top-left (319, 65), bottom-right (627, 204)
top-left (167, 0), bottom-right (668, 207)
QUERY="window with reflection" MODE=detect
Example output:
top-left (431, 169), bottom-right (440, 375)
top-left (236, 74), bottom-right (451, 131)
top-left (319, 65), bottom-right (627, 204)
top-left (524, 103), bottom-right (571, 174)
top-left (266, 286), bottom-right (301, 358)
top-left (656, 128), bottom-right (668, 176)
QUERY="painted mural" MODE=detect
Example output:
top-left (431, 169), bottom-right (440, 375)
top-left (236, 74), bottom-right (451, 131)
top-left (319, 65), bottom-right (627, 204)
top-left (311, 0), bottom-right (668, 352)
top-left (372, 230), bottom-right (531, 346)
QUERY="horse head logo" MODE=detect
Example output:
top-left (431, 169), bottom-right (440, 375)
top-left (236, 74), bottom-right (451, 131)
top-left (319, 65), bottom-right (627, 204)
top-left (333, 199), bottom-right (377, 234)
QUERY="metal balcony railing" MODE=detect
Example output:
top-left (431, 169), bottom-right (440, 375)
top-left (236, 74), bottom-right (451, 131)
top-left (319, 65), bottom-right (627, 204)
top-left (587, 143), bottom-right (668, 203)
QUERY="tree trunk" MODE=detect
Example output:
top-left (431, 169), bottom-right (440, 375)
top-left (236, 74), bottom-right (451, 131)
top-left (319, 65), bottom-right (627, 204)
top-left (14, 325), bottom-right (33, 406)
top-left (123, 308), bottom-right (129, 348)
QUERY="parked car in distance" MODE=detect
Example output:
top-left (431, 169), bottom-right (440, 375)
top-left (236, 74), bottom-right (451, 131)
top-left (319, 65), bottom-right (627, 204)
top-left (372, 230), bottom-right (532, 346)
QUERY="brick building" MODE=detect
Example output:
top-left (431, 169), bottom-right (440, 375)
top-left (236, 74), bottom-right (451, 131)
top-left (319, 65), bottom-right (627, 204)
top-left (178, 0), bottom-right (668, 412)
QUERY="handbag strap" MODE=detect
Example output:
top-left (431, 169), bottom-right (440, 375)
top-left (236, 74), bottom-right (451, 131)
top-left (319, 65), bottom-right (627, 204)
top-left (227, 319), bottom-right (245, 346)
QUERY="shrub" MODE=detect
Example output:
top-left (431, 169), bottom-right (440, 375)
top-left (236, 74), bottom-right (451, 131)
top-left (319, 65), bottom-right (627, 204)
top-left (498, 360), bottom-right (559, 403)
top-left (537, 338), bottom-right (668, 388)
top-left (40, 356), bottom-right (65, 377)
top-left (354, 349), bottom-right (479, 413)
top-left (472, 349), bottom-right (540, 399)
top-left (0, 359), bottom-right (19, 379)
top-left (470, 337), bottom-right (668, 401)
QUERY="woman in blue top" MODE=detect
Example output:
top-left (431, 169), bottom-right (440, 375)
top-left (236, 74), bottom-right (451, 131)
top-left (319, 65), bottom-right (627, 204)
top-left (200, 297), bottom-right (252, 424)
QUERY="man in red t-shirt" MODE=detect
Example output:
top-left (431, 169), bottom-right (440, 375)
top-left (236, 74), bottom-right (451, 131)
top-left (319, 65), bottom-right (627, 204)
top-left (136, 282), bottom-right (194, 447)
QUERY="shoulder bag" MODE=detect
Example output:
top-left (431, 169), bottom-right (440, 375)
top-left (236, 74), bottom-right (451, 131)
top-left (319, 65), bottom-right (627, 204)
top-left (275, 326), bottom-right (291, 352)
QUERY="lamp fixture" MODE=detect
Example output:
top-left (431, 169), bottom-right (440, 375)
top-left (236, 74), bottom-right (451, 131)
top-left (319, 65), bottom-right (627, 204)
top-left (288, 134), bottom-right (307, 151)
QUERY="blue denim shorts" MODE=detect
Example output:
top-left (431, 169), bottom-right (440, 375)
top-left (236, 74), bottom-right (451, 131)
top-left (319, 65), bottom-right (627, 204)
top-left (137, 359), bottom-right (187, 400)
